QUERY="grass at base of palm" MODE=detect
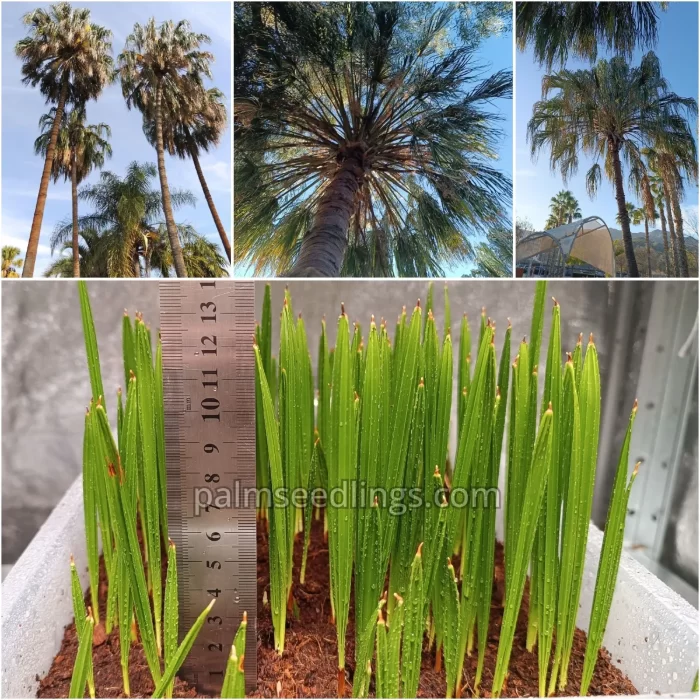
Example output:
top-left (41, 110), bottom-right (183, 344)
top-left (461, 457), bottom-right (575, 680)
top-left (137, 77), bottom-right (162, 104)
top-left (234, 3), bottom-right (511, 278)
top-left (15, 3), bottom-right (113, 278)
top-left (528, 52), bottom-right (697, 279)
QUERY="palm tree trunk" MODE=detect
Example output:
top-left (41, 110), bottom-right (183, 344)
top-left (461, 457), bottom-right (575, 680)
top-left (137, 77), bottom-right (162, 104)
top-left (155, 82), bottom-right (188, 278)
top-left (71, 151), bottom-right (80, 278)
top-left (188, 139), bottom-right (231, 262)
top-left (644, 219), bottom-right (651, 277)
top-left (23, 80), bottom-right (69, 277)
top-left (658, 204), bottom-right (671, 276)
top-left (288, 151), bottom-right (364, 276)
top-left (670, 190), bottom-right (689, 277)
top-left (610, 142), bottom-right (639, 277)
top-left (663, 185), bottom-right (679, 276)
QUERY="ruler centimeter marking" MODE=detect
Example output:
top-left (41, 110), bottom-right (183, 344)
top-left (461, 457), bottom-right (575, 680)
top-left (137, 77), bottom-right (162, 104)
top-left (160, 281), bottom-right (256, 695)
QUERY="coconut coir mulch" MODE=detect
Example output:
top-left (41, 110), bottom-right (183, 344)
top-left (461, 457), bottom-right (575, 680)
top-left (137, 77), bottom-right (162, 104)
top-left (37, 518), bottom-right (637, 698)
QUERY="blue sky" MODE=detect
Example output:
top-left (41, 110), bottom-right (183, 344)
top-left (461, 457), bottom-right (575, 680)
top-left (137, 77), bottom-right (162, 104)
top-left (1, 1), bottom-right (231, 276)
top-left (235, 7), bottom-right (513, 278)
top-left (516, 2), bottom-right (699, 236)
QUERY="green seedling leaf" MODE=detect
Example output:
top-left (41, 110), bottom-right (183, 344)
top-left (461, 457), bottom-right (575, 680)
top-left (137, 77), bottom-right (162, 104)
top-left (70, 558), bottom-right (95, 699)
top-left (69, 611), bottom-right (94, 699)
top-left (580, 402), bottom-right (638, 696)
top-left (152, 600), bottom-right (216, 699)
top-left (492, 406), bottom-right (554, 697)
top-left (401, 544), bottom-right (425, 699)
top-left (82, 408), bottom-right (100, 626)
top-left (164, 541), bottom-right (178, 699)
top-left (254, 344), bottom-right (288, 654)
top-left (328, 306), bottom-right (356, 695)
top-left (222, 613), bottom-right (248, 698)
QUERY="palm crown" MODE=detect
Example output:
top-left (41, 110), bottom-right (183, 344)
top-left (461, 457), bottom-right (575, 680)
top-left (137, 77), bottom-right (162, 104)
top-left (50, 161), bottom-right (198, 277)
top-left (34, 107), bottom-right (112, 184)
top-left (235, 3), bottom-right (512, 277)
top-left (15, 2), bottom-right (113, 104)
top-left (528, 52), bottom-right (697, 277)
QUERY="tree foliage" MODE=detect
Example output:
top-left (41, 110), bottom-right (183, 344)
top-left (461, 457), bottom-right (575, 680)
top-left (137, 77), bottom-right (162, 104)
top-left (234, 2), bottom-right (512, 276)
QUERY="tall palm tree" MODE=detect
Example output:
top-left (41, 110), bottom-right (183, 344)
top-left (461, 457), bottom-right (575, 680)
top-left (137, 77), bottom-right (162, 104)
top-left (235, 3), bottom-right (512, 277)
top-left (650, 174), bottom-right (672, 276)
top-left (629, 152), bottom-right (659, 277)
top-left (35, 107), bottom-right (112, 277)
top-left (143, 87), bottom-right (230, 261)
top-left (118, 18), bottom-right (214, 278)
top-left (528, 53), bottom-right (696, 278)
top-left (2, 247), bottom-right (24, 277)
top-left (645, 134), bottom-right (698, 278)
top-left (50, 161), bottom-right (199, 277)
top-left (15, 2), bottom-right (112, 277)
top-left (516, 2), bottom-right (662, 69)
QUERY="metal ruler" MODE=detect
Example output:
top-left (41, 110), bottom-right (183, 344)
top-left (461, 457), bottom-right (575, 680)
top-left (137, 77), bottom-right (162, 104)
top-left (160, 281), bottom-right (256, 695)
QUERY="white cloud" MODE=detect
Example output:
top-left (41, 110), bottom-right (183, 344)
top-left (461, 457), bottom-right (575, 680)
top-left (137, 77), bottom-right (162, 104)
top-left (201, 159), bottom-right (231, 192)
top-left (4, 187), bottom-right (72, 202)
top-left (1, 215), bottom-right (53, 256)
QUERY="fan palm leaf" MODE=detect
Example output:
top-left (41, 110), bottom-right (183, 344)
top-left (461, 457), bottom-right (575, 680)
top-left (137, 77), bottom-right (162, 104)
top-left (234, 2), bottom-right (512, 277)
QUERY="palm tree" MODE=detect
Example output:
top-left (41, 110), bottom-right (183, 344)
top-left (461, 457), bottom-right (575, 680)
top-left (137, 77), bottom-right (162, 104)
top-left (645, 134), bottom-right (698, 278)
top-left (2, 247), bottom-right (24, 277)
top-left (50, 161), bottom-right (201, 277)
top-left (650, 175), bottom-right (672, 276)
top-left (516, 2), bottom-right (662, 69)
top-left (118, 18), bottom-right (214, 278)
top-left (143, 87), bottom-right (230, 261)
top-left (15, 2), bottom-right (112, 277)
top-left (46, 223), bottom-right (227, 278)
top-left (528, 53), bottom-right (697, 278)
top-left (466, 227), bottom-right (513, 277)
top-left (35, 107), bottom-right (112, 277)
top-left (147, 224), bottom-right (229, 278)
top-left (629, 152), bottom-right (659, 277)
top-left (545, 189), bottom-right (581, 229)
top-left (234, 3), bottom-right (512, 277)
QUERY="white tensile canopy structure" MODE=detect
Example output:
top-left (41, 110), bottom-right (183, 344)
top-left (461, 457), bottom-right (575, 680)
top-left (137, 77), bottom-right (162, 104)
top-left (516, 216), bottom-right (616, 278)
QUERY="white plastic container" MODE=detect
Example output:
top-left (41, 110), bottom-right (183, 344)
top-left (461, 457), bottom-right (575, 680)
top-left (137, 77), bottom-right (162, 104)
top-left (2, 478), bottom-right (698, 697)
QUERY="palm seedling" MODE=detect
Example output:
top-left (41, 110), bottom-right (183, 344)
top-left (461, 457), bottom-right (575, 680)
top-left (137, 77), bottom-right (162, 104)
top-left (256, 280), bottom-right (641, 699)
top-left (73, 282), bottom-right (221, 697)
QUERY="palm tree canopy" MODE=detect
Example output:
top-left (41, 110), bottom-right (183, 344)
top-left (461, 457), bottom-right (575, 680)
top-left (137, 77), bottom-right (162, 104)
top-left (50, 161), bottom-right (199, 277)
top-left (117, 18), bottom-right (214, 120)
top-left (34, 107), bottom-right (112, 183)
top-left (234, 2), bottom-right (512, 276)
top-left (15, 2), bottom-right (113, 105)
top-left (141, 87), bottom-right (227, 159)
top-left (516, 1), bottom-right (662, 70)
top-left (528, 53), bottom-right (697, 198)
top-left (545, 189), bottom-right (581, 229)
top-left (466, 226), bottom-right (513, 277)
top-left (2, 246), bottom-right (24, 278)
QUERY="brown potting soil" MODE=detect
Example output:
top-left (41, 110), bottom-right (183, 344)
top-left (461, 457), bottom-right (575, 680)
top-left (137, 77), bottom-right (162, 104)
top-left (37, 518), bottom-right (637, 698)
